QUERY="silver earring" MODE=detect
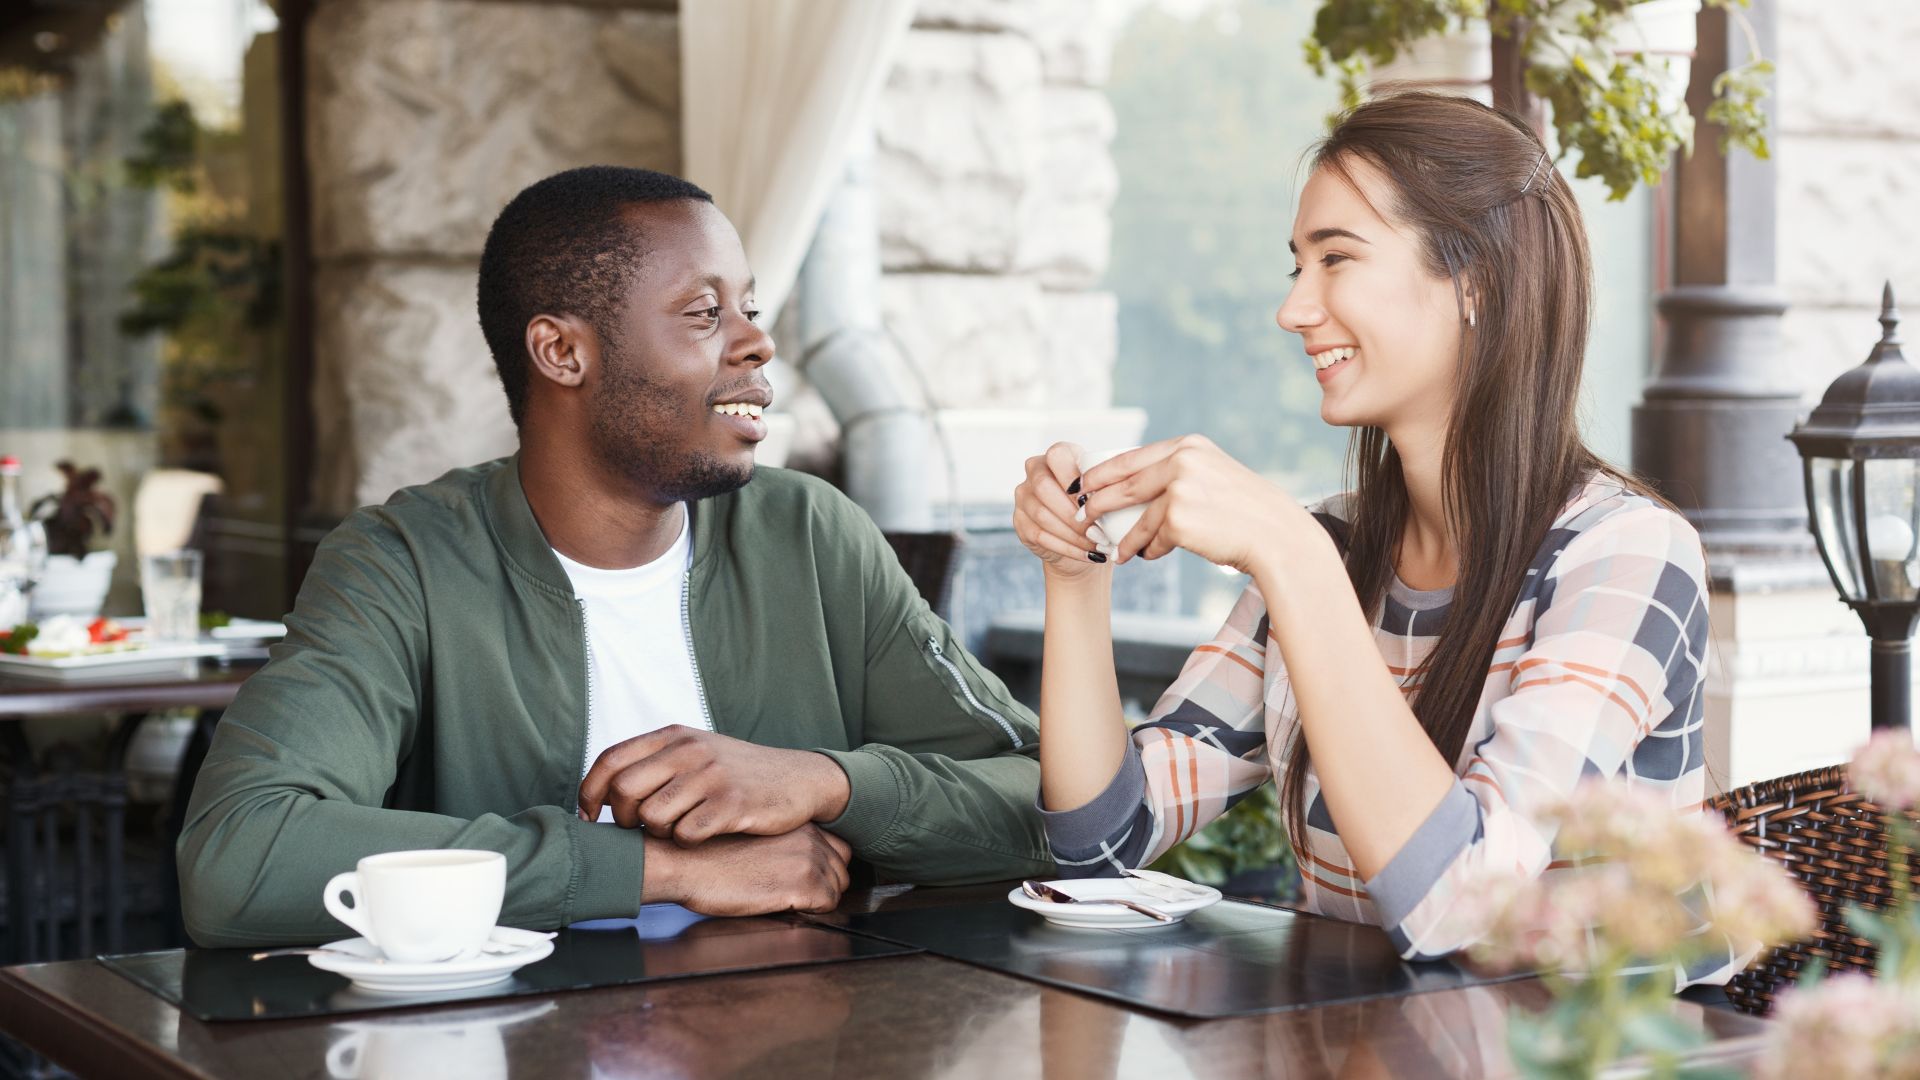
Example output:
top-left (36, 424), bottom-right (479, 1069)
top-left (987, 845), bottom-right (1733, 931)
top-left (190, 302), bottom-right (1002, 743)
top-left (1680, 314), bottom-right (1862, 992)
top-left (1467, 307), bottom-right (1476, 329)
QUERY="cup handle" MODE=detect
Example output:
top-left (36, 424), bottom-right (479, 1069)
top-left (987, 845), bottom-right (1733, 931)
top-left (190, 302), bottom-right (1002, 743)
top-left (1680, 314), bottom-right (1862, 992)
top-left (325, 1031), bottom-right (366, 1079)
top-left (322, 871), bottom-right (376, 944)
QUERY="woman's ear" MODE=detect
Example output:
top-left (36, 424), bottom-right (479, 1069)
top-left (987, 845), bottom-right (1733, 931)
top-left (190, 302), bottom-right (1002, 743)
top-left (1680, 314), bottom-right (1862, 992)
top-left (526, 314), bottom-right (594, 389)
top-left (1460, 279), bottom-right (1482, 330)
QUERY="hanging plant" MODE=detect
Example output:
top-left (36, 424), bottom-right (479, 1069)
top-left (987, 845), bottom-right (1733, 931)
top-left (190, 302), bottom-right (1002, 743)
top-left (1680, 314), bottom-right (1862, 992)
top-left (1303, 0), bottom-right (1773, 200)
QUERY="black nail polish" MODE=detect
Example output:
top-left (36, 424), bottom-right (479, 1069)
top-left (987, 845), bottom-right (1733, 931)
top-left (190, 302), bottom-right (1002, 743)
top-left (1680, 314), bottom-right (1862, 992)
top-left (1067, 477), bottom-right (1082, 496)
top-left (1076, 492), bottom-right (1088, 507)
top-left (1087, 550), bottom-right (1108, 563)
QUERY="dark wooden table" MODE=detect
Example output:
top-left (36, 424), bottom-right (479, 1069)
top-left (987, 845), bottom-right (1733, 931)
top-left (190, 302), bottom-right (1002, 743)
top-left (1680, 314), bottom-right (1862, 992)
top-left (0, 885), bottom-right (1771, 1079)
top-left (0, 659), bottom-right (260, 722)
top-left (2, 658), bottom-right (266, 964)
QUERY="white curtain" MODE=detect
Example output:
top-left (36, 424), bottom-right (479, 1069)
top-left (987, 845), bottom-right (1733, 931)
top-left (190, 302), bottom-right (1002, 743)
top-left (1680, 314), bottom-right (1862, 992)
top-left (679, 1), bottom-right (916, 326)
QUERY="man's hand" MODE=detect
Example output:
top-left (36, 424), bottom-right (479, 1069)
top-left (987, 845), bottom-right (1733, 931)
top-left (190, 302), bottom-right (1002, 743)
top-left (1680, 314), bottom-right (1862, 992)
top-left (641, 826), bottom-right (852, 916)
top-left (578, 726), bottom-right (852, 845)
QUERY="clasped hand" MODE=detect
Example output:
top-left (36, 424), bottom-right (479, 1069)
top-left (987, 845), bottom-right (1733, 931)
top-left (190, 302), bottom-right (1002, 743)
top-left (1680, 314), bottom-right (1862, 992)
top-left (579, 725), bottom-right (849, 844)
top-left (578, 726), bottom-right (855, 915)
top-left (1013, 434), bottom-right (1305, 578)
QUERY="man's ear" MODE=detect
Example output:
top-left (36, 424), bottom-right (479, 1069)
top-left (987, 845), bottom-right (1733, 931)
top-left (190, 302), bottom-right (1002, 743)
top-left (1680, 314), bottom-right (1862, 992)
top-left (526, 314), bottom-right (594, 390)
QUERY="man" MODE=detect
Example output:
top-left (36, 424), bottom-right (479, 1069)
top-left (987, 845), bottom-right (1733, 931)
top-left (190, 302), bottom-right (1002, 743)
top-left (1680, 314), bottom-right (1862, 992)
top-left (177, 167), bottom-right (1052, 946)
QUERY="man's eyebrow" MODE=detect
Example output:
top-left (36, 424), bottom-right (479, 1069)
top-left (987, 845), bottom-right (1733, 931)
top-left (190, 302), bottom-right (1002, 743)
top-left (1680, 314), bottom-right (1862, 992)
top-left (690, 273), bottom-right (756, 296)
top-left (1286, 227), bottom-right (1372, 254)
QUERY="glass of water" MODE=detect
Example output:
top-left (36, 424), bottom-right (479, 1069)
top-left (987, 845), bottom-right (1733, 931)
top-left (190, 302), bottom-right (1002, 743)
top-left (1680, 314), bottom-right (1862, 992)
top-left (142, 549), bottom-right (204, 643)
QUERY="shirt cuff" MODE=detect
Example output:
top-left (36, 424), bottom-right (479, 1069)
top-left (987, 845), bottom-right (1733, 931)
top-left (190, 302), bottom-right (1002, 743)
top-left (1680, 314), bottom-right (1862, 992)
top-left (814, 747), bottom-right (903, 851)
top-left (1037, 736), bottom-right (1147, 856)
top-left (567, 814), bottom-right (650, 922)
top-left (1364, 780), bottom-right (1481, 930)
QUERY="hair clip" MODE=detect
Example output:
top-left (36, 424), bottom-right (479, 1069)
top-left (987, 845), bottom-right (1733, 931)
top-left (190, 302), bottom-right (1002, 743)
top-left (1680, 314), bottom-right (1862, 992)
top-left (1519, 150), bottom-right (1550, 196)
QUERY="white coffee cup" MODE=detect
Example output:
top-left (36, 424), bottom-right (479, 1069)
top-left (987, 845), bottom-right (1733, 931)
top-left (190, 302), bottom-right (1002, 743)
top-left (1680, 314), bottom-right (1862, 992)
top-left (326, 1020), bottom-right (508, 1080)
top-left (1076, 446), bottom-right (1148, 558)
top-left (322, 849), bottom-right (506, 963)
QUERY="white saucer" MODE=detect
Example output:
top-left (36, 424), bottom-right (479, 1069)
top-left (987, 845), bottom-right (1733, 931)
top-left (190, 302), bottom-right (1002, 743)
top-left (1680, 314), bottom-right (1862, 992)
top-left (306, 926), bottom-right (556, 993)
top-left (1007, 878), bottom-right (1222, 929)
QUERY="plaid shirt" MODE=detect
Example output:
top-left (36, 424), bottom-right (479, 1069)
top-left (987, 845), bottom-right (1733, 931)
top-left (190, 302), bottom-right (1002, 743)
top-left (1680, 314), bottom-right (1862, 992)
top-left (1042, 478), bottom-right (1741, 983)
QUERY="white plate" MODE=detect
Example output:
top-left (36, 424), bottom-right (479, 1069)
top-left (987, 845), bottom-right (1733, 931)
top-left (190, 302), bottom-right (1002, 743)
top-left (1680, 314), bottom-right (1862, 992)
top-left (0, 642), bottom-right (225, 682)
top-left (306, 926), bottom-right (556, 993)
top-left (1007, 878), bottom-right (1222, 929)
top-left (210, 618), bottom-right (287, 641)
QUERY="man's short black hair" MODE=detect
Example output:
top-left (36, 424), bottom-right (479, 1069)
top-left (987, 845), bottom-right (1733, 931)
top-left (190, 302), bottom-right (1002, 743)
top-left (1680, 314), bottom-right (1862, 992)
top-left (477, 166), bottom-right (714, 427)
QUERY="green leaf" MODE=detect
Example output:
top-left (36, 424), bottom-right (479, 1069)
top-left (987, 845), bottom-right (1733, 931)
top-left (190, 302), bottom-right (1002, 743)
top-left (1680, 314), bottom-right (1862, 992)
top-left (1505, 1012), bottom-right (1588, 1079)
top-left (1147, 782), bottom-right (1297, 899)
top-left (1621, 1009), bottom-right (1706, 1056)
top-left (1300, 0), bottom-right (1772, 199)
top-left (0, 623), bottom-right (38, 656)
top-left (1845, 904), bottom-right (1894, 947)
top-left (1676, 1068), bottom-right (1746, 1080)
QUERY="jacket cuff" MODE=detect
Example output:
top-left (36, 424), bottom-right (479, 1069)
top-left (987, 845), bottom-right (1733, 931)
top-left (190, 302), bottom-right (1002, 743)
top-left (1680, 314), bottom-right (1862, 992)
top-left (1364, 780), bottom-right (1480, 930)
top-left (566, 817), bottom-right (650, 921)
top-left (1037, 736), bottom-right (1146, 856)
top-left (815, 748), bottom-right (903, 851)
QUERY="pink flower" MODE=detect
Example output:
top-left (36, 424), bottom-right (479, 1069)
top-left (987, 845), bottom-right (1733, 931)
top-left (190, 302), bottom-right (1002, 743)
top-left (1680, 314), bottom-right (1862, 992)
top-left (1760, 974), bottom-right (1920, 1080)
top-left (1463, 779), bottom-right (1815, 974)
top-left (1853, 730), bottom-right (1920, 812)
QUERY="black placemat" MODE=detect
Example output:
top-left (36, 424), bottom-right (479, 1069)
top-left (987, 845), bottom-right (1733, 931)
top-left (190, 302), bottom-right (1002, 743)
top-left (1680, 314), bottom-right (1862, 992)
top-left (821, 893), bottom-right (1526, 1019)
top-left (100, 907), bottom-right (918, 1022)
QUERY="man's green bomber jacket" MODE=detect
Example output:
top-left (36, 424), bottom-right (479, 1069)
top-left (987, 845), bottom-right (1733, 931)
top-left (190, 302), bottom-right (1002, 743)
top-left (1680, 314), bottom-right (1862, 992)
top-left (177, 457), bottom-right (1053, 946)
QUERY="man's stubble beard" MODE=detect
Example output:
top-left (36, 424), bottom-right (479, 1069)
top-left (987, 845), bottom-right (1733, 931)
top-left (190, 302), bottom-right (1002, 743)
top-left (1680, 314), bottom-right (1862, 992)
top-left (587, 341), bottom-right (755, 504)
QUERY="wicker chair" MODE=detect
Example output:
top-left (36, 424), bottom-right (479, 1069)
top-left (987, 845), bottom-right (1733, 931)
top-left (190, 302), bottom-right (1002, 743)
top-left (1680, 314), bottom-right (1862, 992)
top-left (1706, 764), bottom-right (1895, 1014)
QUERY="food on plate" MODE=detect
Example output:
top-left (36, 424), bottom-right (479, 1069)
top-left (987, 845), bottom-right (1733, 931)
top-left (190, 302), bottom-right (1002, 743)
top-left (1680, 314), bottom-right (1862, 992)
top-left (0, 623), bottom-right (37, 656)
top-left (0, 614), bottom-right (139, 658)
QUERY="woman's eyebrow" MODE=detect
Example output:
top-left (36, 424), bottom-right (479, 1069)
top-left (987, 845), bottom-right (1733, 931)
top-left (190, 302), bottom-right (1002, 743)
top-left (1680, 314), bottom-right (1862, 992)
top-left (1287, 227), bottom-right (1372, 254)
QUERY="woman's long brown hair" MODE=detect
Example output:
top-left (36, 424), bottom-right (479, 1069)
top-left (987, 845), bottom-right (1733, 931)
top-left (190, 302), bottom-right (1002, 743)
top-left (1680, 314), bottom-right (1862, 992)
top-left (1280, 92), bottom-right (1650, 855)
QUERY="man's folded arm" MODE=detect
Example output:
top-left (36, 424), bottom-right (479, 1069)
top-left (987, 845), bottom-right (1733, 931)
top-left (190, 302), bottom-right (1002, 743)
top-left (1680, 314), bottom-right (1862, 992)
top-left (818, 515), bottom-right (1054, 886)
top-left (175, 515), bottom-right (647, 947)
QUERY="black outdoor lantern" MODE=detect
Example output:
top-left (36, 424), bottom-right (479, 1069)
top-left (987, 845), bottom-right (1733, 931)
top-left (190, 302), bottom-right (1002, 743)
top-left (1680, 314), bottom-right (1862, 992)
top-left (1788, 283), bottom-right (1920, 730)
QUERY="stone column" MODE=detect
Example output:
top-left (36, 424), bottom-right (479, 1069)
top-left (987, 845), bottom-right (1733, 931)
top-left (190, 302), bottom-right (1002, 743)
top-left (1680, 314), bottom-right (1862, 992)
top-left (1633, 0), bottom-right (1833, 788)
top-left (1631, 0), bottom-right (1808, 550)
top-left (0, 91), bottom-right (69, 430)
top-left (61, 4), bottom-right (164, 430)
top-left (1648, 0), bottom-right (1920, 786)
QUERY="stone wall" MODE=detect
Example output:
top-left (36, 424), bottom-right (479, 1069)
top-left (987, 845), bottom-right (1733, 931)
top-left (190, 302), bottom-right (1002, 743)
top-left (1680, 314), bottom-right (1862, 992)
top-left (1775, 0), bottom-right (1920, 397)
top-left (305, 0), bottom-right (1122, 514)
top-left (305, 0), bottom-right (680, 511)
top-left (876, 3), bottom-right (1121, 416)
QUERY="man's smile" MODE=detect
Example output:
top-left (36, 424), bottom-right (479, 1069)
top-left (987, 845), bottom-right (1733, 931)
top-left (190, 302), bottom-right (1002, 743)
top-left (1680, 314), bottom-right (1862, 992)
top-left (710, 402), bottom-right (768, 442)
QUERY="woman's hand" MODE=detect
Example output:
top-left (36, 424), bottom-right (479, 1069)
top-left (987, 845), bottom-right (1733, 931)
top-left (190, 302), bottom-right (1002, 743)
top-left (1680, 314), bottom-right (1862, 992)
top-left (1080, 435), bottom-right (1310, 576)
top-left (1013, 442), bottom-right (1108, 579)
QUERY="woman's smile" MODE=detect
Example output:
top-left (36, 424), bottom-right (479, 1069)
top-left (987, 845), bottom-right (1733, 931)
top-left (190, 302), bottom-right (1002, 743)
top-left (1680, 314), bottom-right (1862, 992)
top-left (1309, 344), bottom-right (1359, 384)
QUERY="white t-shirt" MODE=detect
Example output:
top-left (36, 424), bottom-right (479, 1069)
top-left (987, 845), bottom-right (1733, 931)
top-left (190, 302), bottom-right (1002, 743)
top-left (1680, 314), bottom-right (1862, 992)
top-left (553, 508), bottom-right (707, 824)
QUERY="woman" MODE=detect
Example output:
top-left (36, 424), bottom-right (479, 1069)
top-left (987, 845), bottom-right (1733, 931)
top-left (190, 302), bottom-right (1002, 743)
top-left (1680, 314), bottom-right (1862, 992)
top-left (1014, 92), bottom-right (1729, 977)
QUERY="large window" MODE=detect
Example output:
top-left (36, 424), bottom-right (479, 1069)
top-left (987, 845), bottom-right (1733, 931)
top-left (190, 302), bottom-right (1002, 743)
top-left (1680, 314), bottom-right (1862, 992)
top-left (0, 0), bottom-right (290, 615)
top-left (1105, 0), bottom-right (1653, 621)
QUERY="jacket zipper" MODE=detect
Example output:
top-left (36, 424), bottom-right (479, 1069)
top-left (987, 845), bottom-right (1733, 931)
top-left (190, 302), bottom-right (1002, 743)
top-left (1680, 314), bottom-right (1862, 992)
top-left (925, 635), bottom-right (1022, 749)
top-left (682, 569), bottom-right (714, 732)
top-left (578, 598), bottom-right (597, 783)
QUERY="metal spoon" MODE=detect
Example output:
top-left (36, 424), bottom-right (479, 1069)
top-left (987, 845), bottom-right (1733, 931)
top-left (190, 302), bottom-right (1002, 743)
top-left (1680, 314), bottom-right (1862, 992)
top-left (250, 945), bottom-right (389, 963)
top-left (249, 941), bottom-right (525, 963)
top-left (1020, 879), bottom-right (1175, 922)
